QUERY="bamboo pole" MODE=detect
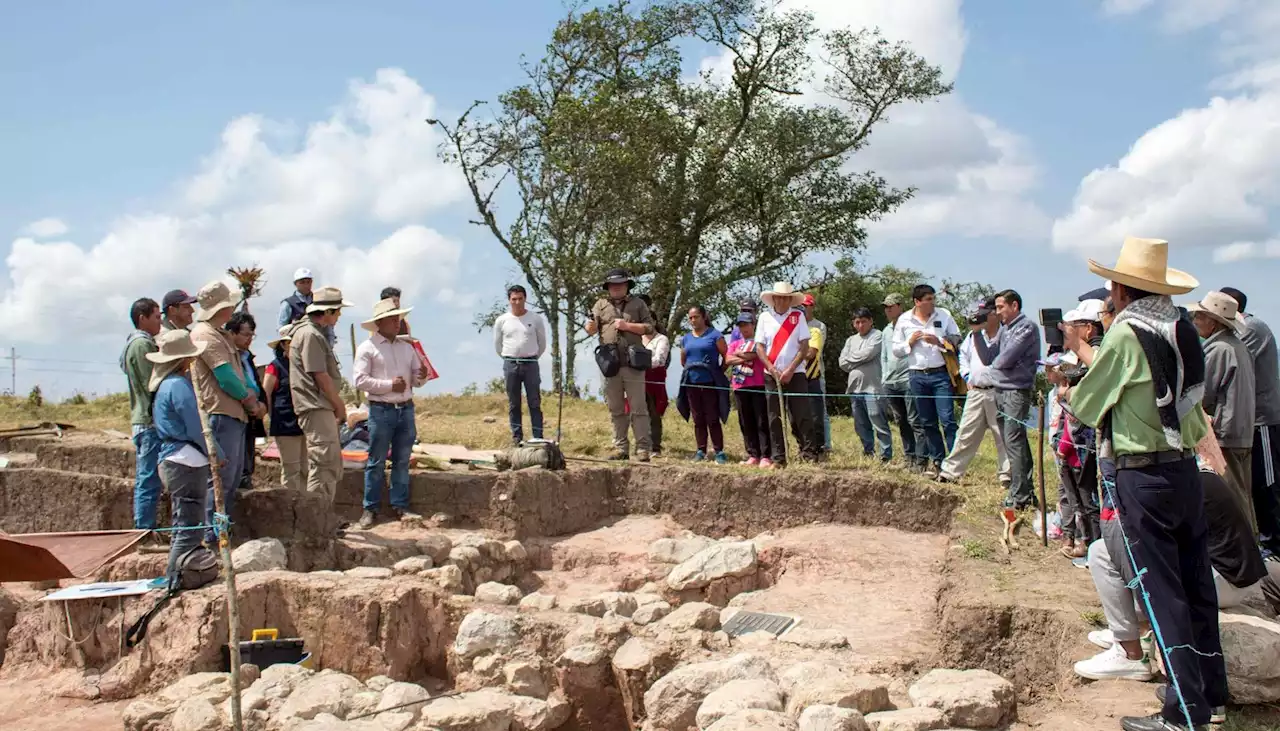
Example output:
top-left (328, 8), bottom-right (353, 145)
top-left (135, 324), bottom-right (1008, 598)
top-left (1037, 393), bottom-right (1048, 548)
top-left (189, 365), bottom-right (244, 731)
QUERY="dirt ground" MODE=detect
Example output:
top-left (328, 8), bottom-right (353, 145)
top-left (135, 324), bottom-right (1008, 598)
top-left (0, 675), bottom-right (126, 731)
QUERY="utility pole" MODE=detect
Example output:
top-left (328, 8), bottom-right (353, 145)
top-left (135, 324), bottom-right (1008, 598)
top-left (7, 348), bottom-right (14, 396)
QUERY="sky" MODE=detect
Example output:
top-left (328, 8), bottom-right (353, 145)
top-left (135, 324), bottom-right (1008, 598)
top-left (1, 0), bottom-right (1278, 400)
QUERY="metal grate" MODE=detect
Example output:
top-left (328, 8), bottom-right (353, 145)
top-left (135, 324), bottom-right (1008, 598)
top-left (721, 610), bottom-right (796, 638)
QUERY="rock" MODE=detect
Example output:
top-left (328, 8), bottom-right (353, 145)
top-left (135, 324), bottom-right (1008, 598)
top-left (418, 689), bottom-right (515, 731)
top-left (562, 597), bottom-right (608, 617)
top-left (613, 637), bottom-right (679, 728)
top-left (392, 556), bottom-right (434, 574)
top-left (720, 607), bottom-right (740, 627)
top-left (348, 690), bottom-right (382, 718)
top-left (158, 672), bottom-right (233, 704)
top-left (667, 541), bottom-right (758, 591)
top-left (864, 707), bottom-right (947, 731)
top-left (781, 628), bottom-right (849, 650)
top-left (123, 697), bottom-right (176, 731)
top-left (643, 653), bottom-right (778, 731)
top-left (649, 536), bottom-right (716, 564)
top-left (559, 644), bottom-right (610, 668)
top-left (454, 611), bottom-right (520, 661)
top-left (596, 592), bottom-right (640, 618)
top-left (543, 693), bottom-right (573, 730)
top-left (632, 601), bottom-right (673, 626)
top-left (376, 712), bottom-right (416, 731)
top-left (706, 708), bottom-right (799, 731)
top-left (638, 582), bottom-right (664, 594)
top-left (505, 661), bottom-right (549, 699)
top-left (475, 582), bottom-right (524, 605)
top-left (239, 663), bottom-right (261, 688)
top-left (660, 602), bottom-right (721, 631)
top-left (782, 664), bottom-right (891, 716)
top-left (737, 630), bottom-right (777, 649)
top-left (344, 566), bottom-right (393, 580)
top-left (416, 534), bottom-right (454, 565)
top-left (259, 662), bottom-right (313, 692)
top-left (171, 698), bottom-right (223, 731)
top-left (509, 694), bottom-right (566, 731)
top-left (377, 681), bottom-right (432, 718)
top-left (366, 675), bottom-right (395, 692)
top-left (421, 565), bottom-right (466, 593)
top-left (696, 678), bottom-right (787, 728)
top-left (519, 592), bottom-right (558, 611)
top-left (450, 545), bottom-right (484, 571)
top-left (907, 669), bottom-right (1015, 728)
top-left (278, 671), bottom-right (365, 721)
top-left (1220, 612), bottom-right (1280, 703)
top-left (230, 538), bottom-right (288, 573)
top-left (799, 705), bottom-right (871, 731)
top-left (503, 540), bottom-right (529, 563)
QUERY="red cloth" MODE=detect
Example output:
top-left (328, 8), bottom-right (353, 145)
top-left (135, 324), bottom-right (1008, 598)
top-left (625, 367), bottom-right (668, 416)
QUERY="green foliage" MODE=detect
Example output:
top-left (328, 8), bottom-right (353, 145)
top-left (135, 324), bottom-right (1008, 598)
top-left (26, 385), bottom-right (43, 409)
top-left (460, 383), bottom-right (480, 397)
top-left (64, 392), bottom-right (88, 406)
top-left (960, 538), bottom-right (992, 561)
top-left (485, 377), bottom-right (505, 396)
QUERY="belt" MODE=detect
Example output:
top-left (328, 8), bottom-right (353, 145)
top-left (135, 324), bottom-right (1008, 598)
top-left (1115, 449), bottom-right (1194, 470)
top-left (912, 366), bottom-right (948, 375)
top-left (368, 400), bottom-right (414, 409)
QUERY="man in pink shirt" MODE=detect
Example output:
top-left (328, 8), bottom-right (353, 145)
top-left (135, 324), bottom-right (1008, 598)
top-left (353, 297), bottom-right (430, 529)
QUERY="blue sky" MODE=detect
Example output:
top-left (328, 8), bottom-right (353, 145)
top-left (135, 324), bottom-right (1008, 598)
top-left (2, 0), bottom-right (1277, 399)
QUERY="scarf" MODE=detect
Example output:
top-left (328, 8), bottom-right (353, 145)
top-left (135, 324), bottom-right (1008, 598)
top-left (1112, 295), bottom-right (1205, 450)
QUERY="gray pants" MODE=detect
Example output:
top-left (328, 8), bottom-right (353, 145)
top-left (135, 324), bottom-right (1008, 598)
top-left (604, 367), bottom-right (651, 455)
top-left (883, 382), bottom-right (922, 466)
top-left (996, 389), bottom-right (1035, 508)
top-left (503, 360), bottom-right (543, 442)
top-left (206, 414), bottom-right (246, 544)
top-left (160, 459), bottom-right (211, 585)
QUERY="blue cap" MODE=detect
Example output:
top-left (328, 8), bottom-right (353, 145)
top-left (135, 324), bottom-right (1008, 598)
top-left (736, 312), bottom-right (756, 324)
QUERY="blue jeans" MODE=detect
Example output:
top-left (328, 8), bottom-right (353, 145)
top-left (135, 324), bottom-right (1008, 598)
top-left (205, 415), bottom-right (247, 543)
top-left (819, 377), bottom-right (831, 450)
top-left (908, 369), bottom-right (957, 465)
top-left (364, 401), bottom-right (417, 511)
top-left (504, 360), bottom-right (543, 442)
top-left (132, 426), bottom-right (163, 529)
top-left (882, 382), bottom-right (922, 465)
top-left (850, 393), bottom-right (892, 460)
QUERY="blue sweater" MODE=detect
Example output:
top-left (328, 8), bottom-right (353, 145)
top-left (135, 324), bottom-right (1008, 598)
top-left (989, 313), bottom-right (1041, 390)
top-left (153, 373), bottom-right (210, 462)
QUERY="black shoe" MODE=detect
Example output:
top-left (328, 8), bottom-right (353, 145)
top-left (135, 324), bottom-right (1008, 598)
top-left (1154, 687), bottom-right (1225, 724)
top-left (357, 510), bottom-right (377, 530)
top-left (1120, 713), bottom-right (1209, 731)
top-left (606, 451), bottom-right (629, 461)
top-left (936, 474), bottom-right (955, 484)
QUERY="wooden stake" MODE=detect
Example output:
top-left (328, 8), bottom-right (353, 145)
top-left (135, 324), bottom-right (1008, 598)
top-left (190, 365), bottom-right (244, 731)
top-left (349, 323), bottom-right (361, 406)
top-left (1037, 392), bottom-right (1048, 548)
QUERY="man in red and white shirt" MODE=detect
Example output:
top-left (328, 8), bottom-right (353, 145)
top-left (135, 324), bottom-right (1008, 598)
top-left (353, 297), bottom-right (430, 529)
top-left (755, 283), bottom-right (819, 465)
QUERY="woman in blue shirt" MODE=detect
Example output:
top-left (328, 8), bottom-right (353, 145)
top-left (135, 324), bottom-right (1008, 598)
top-left (680, 306), bottom-right (728, 463)
top-left (147, 330), bottom-right (213, 585)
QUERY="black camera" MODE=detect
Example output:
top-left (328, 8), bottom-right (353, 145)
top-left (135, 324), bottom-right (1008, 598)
top-left (1040, 308), bottom-right (1064, 354)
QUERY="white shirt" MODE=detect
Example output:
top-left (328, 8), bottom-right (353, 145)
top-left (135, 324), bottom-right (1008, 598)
top-left (353, 333), bottom-right (426, 404)
top-left (644, 333), bottom-right (671, 368)
top-left (493, 311), bottom-right (547, 359)
top-left (959, 328), bottom-right (1001, 388)
top-left (891, 307), bottom-right (960, 370)
top-left (757, 307), bottom-right (810, 370)
top-left (164, 443), bottom-right (209, 468)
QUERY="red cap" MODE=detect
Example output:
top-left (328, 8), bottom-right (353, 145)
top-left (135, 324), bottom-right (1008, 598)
top-left (802, 294), bottom-right (815, 306)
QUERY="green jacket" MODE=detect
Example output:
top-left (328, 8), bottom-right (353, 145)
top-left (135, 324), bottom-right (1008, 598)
top-left (121, 332), bottom-right (157, 426)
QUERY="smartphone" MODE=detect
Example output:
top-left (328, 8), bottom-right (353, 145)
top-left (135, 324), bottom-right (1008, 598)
top-left (1040, 308), bottom-right (1065, 350)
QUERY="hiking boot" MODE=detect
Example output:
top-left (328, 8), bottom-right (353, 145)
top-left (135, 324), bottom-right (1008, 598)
top-left (137, 531), bottom-right (170, 554)
top-left (1120, 713), bottom-right (1210, 730)
top-left (1073, 644), bottom-right (1153, 681)
top-left (392, 508), bottom-right (423, 522)
top-left (357, 510), bottom-right (377, 530)
top-left (606, 451), bottom-right (629, 461)
top-left (1155, 686), bottom-right (1225, 724)
top-left (923, 464), bottom-right (940, 479)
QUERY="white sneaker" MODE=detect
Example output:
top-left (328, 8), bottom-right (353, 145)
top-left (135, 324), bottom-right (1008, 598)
top-left (1074, 644), bottom-right (1154, 681)
top-left (1088, 629), bottom-right (1115, 649)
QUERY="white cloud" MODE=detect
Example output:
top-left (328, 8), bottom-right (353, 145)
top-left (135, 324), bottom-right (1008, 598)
top-left (1054, 3), bottom-right (1280, 261)
top-left (20, 217), bottom-right (69, 238)
top-left (0, 68), bottom-right (465, 344)
top-left (1213, 239), bottom-right (1280, 263)
top-left (720, 0), bottom-right (1047, 242)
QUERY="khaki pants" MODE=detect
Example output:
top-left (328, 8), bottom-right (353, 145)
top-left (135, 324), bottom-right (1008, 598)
top-left (1223, 447), bottom-right (1255, 531)
top-left (940, 387), bottom-right (1010, 482)
top-left (297, 410), bottom-right (342, 503)
top-left (605, 367), bottom-right (651, 455)
top-left (275, 435), bottom-right (306, 492)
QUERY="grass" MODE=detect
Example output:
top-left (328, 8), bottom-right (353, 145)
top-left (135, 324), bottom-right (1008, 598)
top-left (960, 537), bottom-right (994, 561)
top-left (1079, 609), bottom-right (1106, 628)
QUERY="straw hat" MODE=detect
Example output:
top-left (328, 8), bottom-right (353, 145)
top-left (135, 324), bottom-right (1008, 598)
top-left (195, 281), bottom-right (243, 322)
top-left (1186, 291), bottom-right (1246, 335)
top-left (145, 330), bottom-right (207, 391)
top-left (305, 287), bottom-right (354, 314)
top-left (266, 324), bottom-right (295, 349)
top-left (361, 298), bottom-right (414, 331)
top-left (1087, 237), bottom-right (1198, 296)
top-left (760, 282), bottom-right (805, 309)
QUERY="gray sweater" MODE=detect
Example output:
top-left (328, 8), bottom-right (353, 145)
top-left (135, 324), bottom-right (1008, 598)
top-left (1240, 313), bottom-right (1280, 426)
top-left (1203, 329), bottom-right (1257, 448)
top-left (988, 313), bottom-right (1041, 391)
top-left (839, 330), bottom-right (884, 394)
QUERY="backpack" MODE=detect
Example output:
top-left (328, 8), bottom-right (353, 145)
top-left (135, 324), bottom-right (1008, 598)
top-left (125, 546), bottom-right (220, 648)
top-left (496, 441), bottom-right (567, 472)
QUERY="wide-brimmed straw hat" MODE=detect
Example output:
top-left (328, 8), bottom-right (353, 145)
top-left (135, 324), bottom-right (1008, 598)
top-left (361, 298), bottom-right (414, 331)
top-left (305, 287), bottom-right (354, 314)
top-left (195, 281), bottom-right (243, 322)
top-left (1186, 291), bottom-right (1245, 335)
top-left (760, 282), bottom-right (805, 309)
top-left (1087, 236), bottom-right (1198, 296)
top-left (266, 324), bottom-right (295, 349)
top-left (145, 330), bottom-right (207, 391)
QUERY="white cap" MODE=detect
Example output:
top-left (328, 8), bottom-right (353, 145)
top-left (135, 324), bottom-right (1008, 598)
top-left (1063, 299), bottom-right (1105, 324)
top-left (293, 268), bottom-right (313, 282)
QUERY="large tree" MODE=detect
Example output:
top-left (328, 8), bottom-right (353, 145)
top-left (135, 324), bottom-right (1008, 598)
top-left (433, 0), bottom-right (949, 390)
